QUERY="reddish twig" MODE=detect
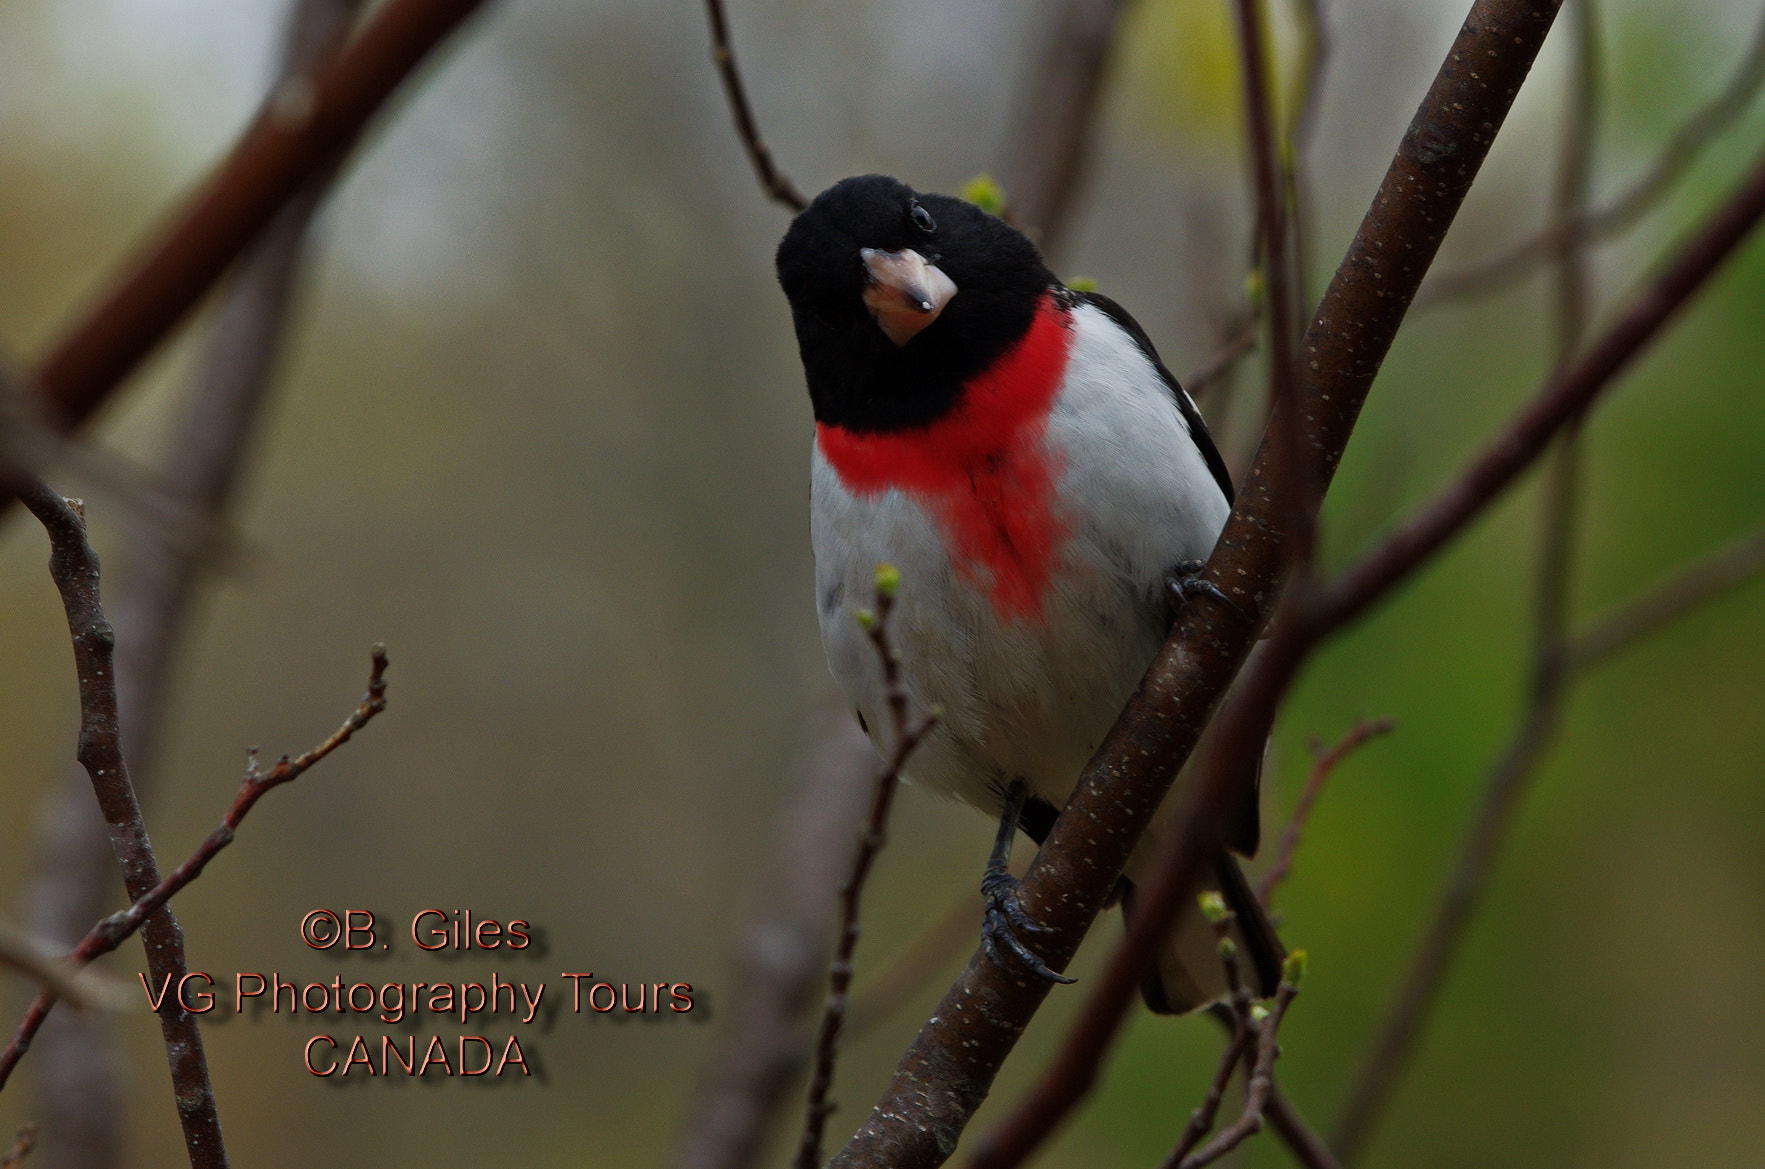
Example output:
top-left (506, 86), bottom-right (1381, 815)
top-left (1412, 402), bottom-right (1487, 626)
top-left (1173, 973), bottom-right (1301, 1169)
top-left (795, 568), bottom-right (938, 1169)
top-left (1159, 903), bottom-right (1254, 1169)
top-left (0, 1126), bottom-right (37, 1169)
top-left (0, 646), bottom-right (389, 1095)
top-left (25, 3), bottom-right (365, 1160)
top-left (27, 0), bottom-right (489, 437)
top-left (829, 5), bottom-right (1564, 1166)
top-left (704, 0), bottom-right (808, 212)
top-left (1257, 718), bottom-right (1394, 908)
top-left (1421, 4), bottom-right (1765, 307)
top-left (845, 891), bottom-right (981, 1041)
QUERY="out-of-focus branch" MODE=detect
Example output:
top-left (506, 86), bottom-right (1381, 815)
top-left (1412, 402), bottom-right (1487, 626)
top-left (1420, 3), bottom-right (1765, 307)
top-left (1333, 17), bottom-right (1598, 1153)
top-left (8, 482), bottom-right (228, 1168)
top-left (23, 4), bottom-right (364, 1164)
top-left (826, 6), bottom-right (1567, 1166)
top-left (845, 892), bottom-right (979, 1040)
top-left (0, 647), bottom-right (389, 1095)
top-left (1, 1127), bottom-right (37, 1169)
top-left (703, 0), bottom-right (807, 212)
top-left (9, 0), bottom-right (489, 454)
top-left (999, 0), bottom-right (1129, 253)
top-left (1257, 718), bottom-right (1394, 908)
top-left (1284, 0), bottom-right (1332, 307)
top-left (1569, 525), bottom-right (1765, 671)
top-left (1182, 310), bottom-right (1259, 402)
top-left (796, 570), bottom-right (938, 1169)
top-left (0, 923), bottom-right (126, 1014)
top-left (670, 714), bottom-right (878, 1169)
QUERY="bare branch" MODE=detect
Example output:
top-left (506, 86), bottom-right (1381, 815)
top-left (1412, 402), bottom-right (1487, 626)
top-left (1172, 974), bottom-right (1300, 1169)
top-left (24, 4), bottom-right (365, 1161)
top-left (845, 892), bottom-right (980, 1040)
top-left (0, 647), bottom-right (389, 1095)
top-left (796, 571), bottom-right (937, 1169)
top-left (1257, 718), bottom-right (1394, 908)
top-left (1159, 909), bottom-right (1254, 1169)
top-left (13, 0), bottom-right (488, 448)
top-left (8, 480), bottom-right (230, 1168)
top-left (704, 0), bottom-right (808, 212)
top-left (0, 922), bottom-right (127, 1014)
top-left (1569, 525), bottom-right (1765, 671)
top-left (824, 7), bottom-right (1569, 1165)
top-left (1182, 310), bottom-right (1259, 402)
top-left (999, 0), bottom-right (1129, 252)
top-left (1264, 1088), bottom-right (1344, 1169)
top-left (1421, 3), bottom-right (1765, 306)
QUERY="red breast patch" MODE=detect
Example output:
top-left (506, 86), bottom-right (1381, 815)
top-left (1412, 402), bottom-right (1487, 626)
top-left (816, 293), bottom-right (1074, 622)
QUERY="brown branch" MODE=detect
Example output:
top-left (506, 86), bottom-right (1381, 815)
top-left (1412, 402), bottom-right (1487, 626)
top-left (23, 4), bottom-right (365, 1162)
top-left (21, 0), bottom-right (488, 441)
top-left (0, 922), bottom-right (126, 1013)
top-left (0, 1127), bottom-right (37, 1169)
top-left (999, 0), bottom-right (1129, 252)
top-left (1264, 1087), bottom-right (1344, 1169)
top-left (796, 570), bottom-right (937, 1169)
top-left (828, 5), bottom-right (1566, 1166)
top-left (0, 646), bottom-right (389, 1095)
top-left (703, 0), bottom-right (808, 212)
top-left (1159, 905), bottom-right (1254, 1169)
top-left (1257, 718), bottom-right (1394, 908)
top-left (1420, 3), bottom-right (1765, 306)
top-left (1284, 0), bottom-right (1332, 310)
top-left (1181, 312), bottom-right (1260, 401)
top-left (1569, 525), bottom-right (1765, 671)
top-left (1172, 973), bottom-right (1301, 1169)
top-left (1317, 142), bottom-right (1765, 638)
top-left (8, 480), bottom-right (229, 1168)
top-left (670, 714), bottom-right (880, 1169)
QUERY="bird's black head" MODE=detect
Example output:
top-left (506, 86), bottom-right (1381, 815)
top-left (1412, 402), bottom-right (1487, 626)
top-left (776, 174), bottom-right (1056, 433)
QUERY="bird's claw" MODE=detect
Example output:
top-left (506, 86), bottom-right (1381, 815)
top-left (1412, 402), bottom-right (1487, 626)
top-left (1165, 560), bottom-right (1252, 626)
top-left (981, 871), bottom-right (1075, 984)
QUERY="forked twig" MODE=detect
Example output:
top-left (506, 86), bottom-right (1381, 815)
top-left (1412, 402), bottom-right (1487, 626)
top-left (0, 645), bottom-right (389, 1093)
top-left (795, 567), bottom-right (938, 1169)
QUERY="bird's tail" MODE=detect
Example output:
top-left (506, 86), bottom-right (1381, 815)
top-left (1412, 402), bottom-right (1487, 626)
top-left (1122, 850), bottom-right (1284, 1015)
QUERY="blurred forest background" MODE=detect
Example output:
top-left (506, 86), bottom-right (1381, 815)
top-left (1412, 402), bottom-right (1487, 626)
top-left (0, 0), bottom-right (1761, 1166)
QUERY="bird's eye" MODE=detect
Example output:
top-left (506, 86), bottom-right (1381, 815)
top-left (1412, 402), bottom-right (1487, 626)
top-left (909, 201), bottom-right (936, 233)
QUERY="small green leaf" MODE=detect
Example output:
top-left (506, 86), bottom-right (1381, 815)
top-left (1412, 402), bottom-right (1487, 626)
top-left (962, 174), bottom-right (1007, 216)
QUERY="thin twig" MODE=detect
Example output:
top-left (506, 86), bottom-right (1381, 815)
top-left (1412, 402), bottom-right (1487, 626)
top-left (1159, 906), bottom-right (1253, 1169)
top-left (999, 0), bottom-right (1130, 252)
top-left (704, 0), bottom-right (807, 212)
top-left (1182, 312), bottom-right (1260, 401)
top-left (0, 1127), bottom-right (37, 1169)
top-left (846, 891), bottom-right (982, 1040)
top-left (1174, 976), bottom-right (1299, 1169)
top-left (0, 922), bottom-right (127, 1013)
top-left (1284, 0), bottom-right (1332, 311)
top-left (25, 5), bottom-right (365, 1162)
top-left (1420, 2), bottom-right (1765, 307)
top-left (795, 570), bottom-right (938, 1169)
top-left (1257, 719), bottom-right (1394, 908)
top-left (1569, 525), bottom-right (1765, 671)
top-left (9, 481), bottom-right (230, 1168)
top-left (831, 5), bottom-right (1565, 1164)
top-left (0, 647), bottom-right (389, 1095)
top-left (1264, 1087), bottom-right (1344, 1169)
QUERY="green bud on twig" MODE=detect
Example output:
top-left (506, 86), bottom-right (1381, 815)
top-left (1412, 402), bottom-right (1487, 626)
top-left (874, 563), bottom-right (900, 597)
top-left (1250, 1003), bottom-right (1271, 1024)
top-left (855, 609), bottom-right (877, 631)
top-left (1066, 276), bottom-right (1098, 294)
top-left (1217, 936), bottom-right (1237, 961)
top-left (1282, 949), bottom-right (1308, 986)
top-left (1197, 891), bottom-right (1229, 923)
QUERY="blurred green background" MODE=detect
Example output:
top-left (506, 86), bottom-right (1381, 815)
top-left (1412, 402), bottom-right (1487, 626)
top-left (1, 0), bottom-right (1761, 1166)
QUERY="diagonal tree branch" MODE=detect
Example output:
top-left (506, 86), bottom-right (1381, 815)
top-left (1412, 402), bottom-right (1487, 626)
top-left (826, 4), bottom-right (1568, 1166)
top-left (0, 649), bottom-right (388, 1094)
top-left (703, 0), bottom-right (807, 212)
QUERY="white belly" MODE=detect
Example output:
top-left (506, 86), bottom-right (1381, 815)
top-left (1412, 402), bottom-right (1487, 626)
top-left (809, 301), bottom-right (1230, 815)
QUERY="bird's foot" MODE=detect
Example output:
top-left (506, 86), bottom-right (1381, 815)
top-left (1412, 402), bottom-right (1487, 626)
top-left (1165, 559), bottom-right (1252, 626)
top-left (981, 869), bottom-right (1075, 984)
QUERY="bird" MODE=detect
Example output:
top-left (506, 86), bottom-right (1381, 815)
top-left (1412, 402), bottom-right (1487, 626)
top-left (775, 174), bottom-right (1282, 1012)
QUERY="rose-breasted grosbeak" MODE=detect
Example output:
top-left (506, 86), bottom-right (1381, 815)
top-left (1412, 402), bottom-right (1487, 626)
top-left (776, 174), bottom-right (1281, 1012)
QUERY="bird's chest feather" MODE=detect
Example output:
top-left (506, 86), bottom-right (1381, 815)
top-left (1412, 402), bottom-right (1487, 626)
top-left (814, 295), bottom-right (1075, 623)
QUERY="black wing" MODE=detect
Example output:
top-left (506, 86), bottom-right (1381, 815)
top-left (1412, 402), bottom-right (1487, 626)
top-left (1074, 290), bottom-right (1235, 506)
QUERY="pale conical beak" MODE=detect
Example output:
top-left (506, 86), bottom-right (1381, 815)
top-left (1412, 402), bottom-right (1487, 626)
top-left (860, 248), bottom-right (958, 346)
